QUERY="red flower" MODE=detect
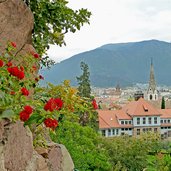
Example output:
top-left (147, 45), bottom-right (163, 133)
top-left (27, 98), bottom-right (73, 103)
top-left (7, 61), bottom-right (12, 67)
top-left (33, 53), bottom-right (39, 58)
top-left (54, 98), bottom-right (63, 110)
top-left (19, 111), bottom-right (30, 121)
top-left (17, 71), bottom-right (25, 79)
top-left (0, 60), bottom-right (4, 67)
top-left (92, 99), bottom-right (98, 110)
top-left (24, 105), bottom-right (33, 115)
top-left (21, 87), bottom-right (29, 96)
top-left (7, 66), bottom-right (25, 80)
top-left (44, 118), bottom-right (58, 130)
top-left (7, 66), bottom-right (19, 77)
top-left (39, 75), bottom-right (44, 80)
top-left (11, 42), bottom-right (16, 48)
top-left (44, 98), bottom-right (63, 112)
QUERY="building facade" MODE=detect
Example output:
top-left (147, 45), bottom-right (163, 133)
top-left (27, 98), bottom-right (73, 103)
top-left (98, 98), bottom-right (171, 139)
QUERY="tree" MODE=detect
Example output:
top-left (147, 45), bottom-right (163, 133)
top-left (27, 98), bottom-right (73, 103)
top-left (24, 0), bottom-right (91, 66)
top-left (76, 62), bottom-right (91, 98)
top-left (161, 96), bottom-right (166, 109)
top-left (51, 120), bottom-right (112, 171)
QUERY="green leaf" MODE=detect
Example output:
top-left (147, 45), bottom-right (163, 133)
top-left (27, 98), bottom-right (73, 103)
top-left (0, 109), bottom-right (14, 119)
top-left (24, 113), bottom-right (42, 126)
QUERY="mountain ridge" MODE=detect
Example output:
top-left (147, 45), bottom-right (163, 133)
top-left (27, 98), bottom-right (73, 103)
top-left (41, 39), bottom-right (171, 87)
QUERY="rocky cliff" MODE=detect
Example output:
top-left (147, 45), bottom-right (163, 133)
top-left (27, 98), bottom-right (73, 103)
top-left (0, 0), bottom-right (74, 170)
top-left (0, 120), bottom-right (74, 171)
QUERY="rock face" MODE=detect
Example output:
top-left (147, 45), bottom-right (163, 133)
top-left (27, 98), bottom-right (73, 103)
top-left (0, 120), bottom-right (75, 171)
top-left (0, 0), bottom-right (75, 170)
top-left (0, 0), bottom-right (36, 57)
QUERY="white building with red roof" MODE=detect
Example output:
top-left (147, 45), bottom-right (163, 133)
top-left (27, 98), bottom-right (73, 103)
top-left (98, 98), bottom-right (171, 139)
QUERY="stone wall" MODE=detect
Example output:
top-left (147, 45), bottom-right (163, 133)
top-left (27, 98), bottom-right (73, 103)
top-left (0, 120), bottom-right (74, 171)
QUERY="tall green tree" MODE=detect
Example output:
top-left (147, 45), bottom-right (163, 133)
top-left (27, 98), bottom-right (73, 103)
top-left (23, 0), bottom-right (91, 66)
top-left (76, 61), bottom-right (91, 98)
top-left (161, 96), bottom-right (166, 109)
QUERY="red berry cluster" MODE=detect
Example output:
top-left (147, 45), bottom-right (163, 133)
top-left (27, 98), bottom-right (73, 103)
top-left (44, 118), bottom-right (58, 130)
top-left (19, 105), bottom-right (33, 122)
top-left (92, 99), bottom-right (98, 110)
top-left (44, 98), bottom-right (63, 112)
top-left (7, 66), bottom-right (25, 80)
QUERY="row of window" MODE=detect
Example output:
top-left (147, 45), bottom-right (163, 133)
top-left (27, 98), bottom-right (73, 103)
top-left (121, 118), bottom-right (171, 126)
top-left (121, 128), bottom-right (132, 131)
top-left (136, 117), bottom-right (158, 125)
top-left (161, 119), bottom-right (171, 124)
top-left (161, 127), bottom-right (171, 129)
top-left (101, 129), bottom-right (119, 136)
top-left (121, 120), bottom-right (132, 125)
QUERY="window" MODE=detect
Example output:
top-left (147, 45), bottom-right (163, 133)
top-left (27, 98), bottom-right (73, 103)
top-left (168, 120), bottom-right (170, 123)
top-left (125, 128), bottom-right (128, 131)
top-left (121, 121), bottom-right (124, 124)
top-left (137, 118), bottom-right (140, 125)
top-left (143, 117), bottom-right (146, 124)
top-left (108, 129), bottom-right (111, 136)
top-left (129, 128), bottom-right (132, 130)
top-left (154, 117), bottom-right (157, 124)
top-left (112, 129), bottom-right (115, 135)
top-left (150, 94), bottom-right (153, 100)
top-left (148, 117), bottom-right (152, 124)
top-left (164, 120), bottom-right (167, 123)
top-left (137, 129), bottom-right (140, 135)
top-left (154, 128), bottom-right (158, 133)
top-left (101, 130), bottom-right (105, 136)
top-left (121, 128), bottom-right (124, 131)
top-left (116, 129), bottom-right (119, 135)
top-left (129, 121), bottom-right (132, 124)
top-left (125, 121), bottom-right (128, 125)
top-left (161, 120), bottom-right (163, 124)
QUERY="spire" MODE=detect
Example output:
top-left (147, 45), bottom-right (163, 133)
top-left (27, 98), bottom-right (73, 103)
top-left (148, 58), bottom-right (156, 93)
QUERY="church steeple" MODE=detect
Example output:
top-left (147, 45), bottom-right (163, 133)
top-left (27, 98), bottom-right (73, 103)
top-left (148, 58), bottom-right (156, 92)
top-left (147, 59), bottom-right (158, 101)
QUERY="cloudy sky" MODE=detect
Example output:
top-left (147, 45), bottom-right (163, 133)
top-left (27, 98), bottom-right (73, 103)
top-left (48, 0), bottom-right (171, 63)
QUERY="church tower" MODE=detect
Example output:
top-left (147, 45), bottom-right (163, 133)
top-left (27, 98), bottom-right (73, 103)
top-left (147, 59), bottom-right (158, 101)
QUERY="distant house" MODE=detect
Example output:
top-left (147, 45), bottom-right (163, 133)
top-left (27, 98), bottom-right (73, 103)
top-left (98, 98), bottom-right (171, 139)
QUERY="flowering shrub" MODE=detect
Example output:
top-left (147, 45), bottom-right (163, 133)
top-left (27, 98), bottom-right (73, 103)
top-left (0, 41), bottom-right (96, 146)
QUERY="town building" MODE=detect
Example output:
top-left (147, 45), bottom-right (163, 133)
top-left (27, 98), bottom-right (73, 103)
top-left (98, 98), bottom-right (171, 139)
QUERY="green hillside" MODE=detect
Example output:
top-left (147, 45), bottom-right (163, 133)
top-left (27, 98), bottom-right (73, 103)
top-left (40, 40), bottom-right (171, 87)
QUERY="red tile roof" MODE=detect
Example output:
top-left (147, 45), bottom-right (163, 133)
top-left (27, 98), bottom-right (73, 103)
top-left (159, 109), bottom-right (171, 118)
top-left (98, 110), bottom-right (120, 129)
top-left (115, 110), bottom-right (132, 120)
top-left (122, 98), bottom-right (161, 116)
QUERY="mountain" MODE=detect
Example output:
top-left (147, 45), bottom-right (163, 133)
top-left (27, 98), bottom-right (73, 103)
top-left (40, 40), bottom-right (171, 87)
